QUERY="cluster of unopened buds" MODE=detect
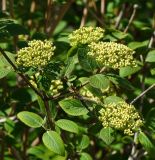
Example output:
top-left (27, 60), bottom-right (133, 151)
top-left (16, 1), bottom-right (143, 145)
top-left (99, 101), bottom-right (143, 135)
top-left (49, 80), bottom-right (63, 96)
top-left (16, 40), bottom-right (55, 68)
top-left (69, 26), bottom-right (136, 69)
top-left (68, 26), bottom-right (105, 46)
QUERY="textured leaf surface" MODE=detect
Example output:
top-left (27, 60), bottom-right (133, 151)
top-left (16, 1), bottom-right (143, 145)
top-left (55, 119), bottom-right (79, 133)
top-left (99, 127), bottom-right (114, 145)
top-left (59, 99), bottom-right (88, 116)
top-left (42, 131), bottom-right (65, 156)
top-left (89, 74), bottom-right (110, 90)
top-left (17, 111), bottom-right (44, 128)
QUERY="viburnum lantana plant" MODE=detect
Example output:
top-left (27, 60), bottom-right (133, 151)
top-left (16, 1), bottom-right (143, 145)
top-left (1, 26), bottom-right (148, 159)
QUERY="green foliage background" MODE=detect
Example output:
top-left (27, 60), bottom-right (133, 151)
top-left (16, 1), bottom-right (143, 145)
top-left (0, 0), bottom-right (155, 160)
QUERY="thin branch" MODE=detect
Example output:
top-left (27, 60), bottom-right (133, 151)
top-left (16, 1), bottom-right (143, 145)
top-left (1, 0), bottom-right (6, 11)
top-left (124, 4), bottom-right (139, 33)
top-left (0, 116), bottom-right (16, 123)
top-left (47, 0), bottom-right (74, 36)
top-left (115, 3), bottom-right (126, 29)
top-left (80, 0), bottom-right (88, 27)
top-left (101, 0), bottom-right (106, 17)
top-left (0, 47), bottom-right (44, 99)
top-left (43, 99), bottom-right (54, 129)
top-left (9, 146), bottom-right (23, 160)
top-left (128, 132), bottom-right (139, 160)
top-left (130, 83), bottom-right (155, 105)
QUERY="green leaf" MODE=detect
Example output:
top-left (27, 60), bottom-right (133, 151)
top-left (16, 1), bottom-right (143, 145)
top-left (55, 119), bottom-right (79, 133)
top-left (138, 131), bottom-right (154, 152)
top-left (78, 135), bottom-right (90, 151)
top-left (104, 96), bottom-right (124, 104)
top-left (64, 55), bottom-right (77, 78)
top-left (119, 66), bottom-right (141, 77)
top-left (89, 74), bottom-right (110, 90)
top-left (146, 108), bottom-right (155, 131)
top-left (59, 99), bottom-right (88, 116)
top-left (42, 131), bottom-right (65, 156)
top-left (78, 48), bottom-right (98, 72)
top-left (80, 152), bottom-right (92, 160)
top-left (5, 23), bottom-right (29, 36)
top-left (17, 111), bottom-right (44, 128)
top-left (146, 50), bottom-right (155, 62)
top-left (107, 73), bottom-right (134, 90)
top-left (4, 119), bottom-right (15, 133)
top-left (128, 41), bottom-right (148, 50)
top-left (99, 127), bottom-right (114, 145)
top-left (0, 67), bottom-right (12, 79)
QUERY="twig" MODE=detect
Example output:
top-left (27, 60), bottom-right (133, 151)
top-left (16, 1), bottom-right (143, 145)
top-left (148, 31), bottom-right (155, 48)
top-left (128, 132), bottom-right (139, 160)
top-left (101, 0), bottom-right (106, 17)
top-left (9, 146), bottom-right (23, 160)
top-left (1, 0), bottom-right (6, 11)
top-left (47, 0), bottom-right (74, 36)
top-left (87, 7), bottom-right (104, 26)
top-left (0, 116), bottom-right (16, 123)
top-left (115, 3), bottom-right (126, 29)
top-left (0, 47), bottom-right (43, 99)
top-left (80, 0), bottom-right (88, 27)
top-left (124, 4), bottom-right (139, 33)
top-left (43, 99), bottom-right (54, 129)
top-left (130, 83), bottom-right (155, 105)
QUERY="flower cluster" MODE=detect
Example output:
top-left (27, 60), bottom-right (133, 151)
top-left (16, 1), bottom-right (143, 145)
top-left (49, 79), bottom-right (63, 95)
top-left (80, 88), bottom-right (100, 103)
top-left (99, 101), bottom-right (143, 135)
top-left (16, 40), bottom-right (55, 68)
top-left (88, 42), bottom-right (136, 69)
top-left (68, 26), bottom-right (104, 46)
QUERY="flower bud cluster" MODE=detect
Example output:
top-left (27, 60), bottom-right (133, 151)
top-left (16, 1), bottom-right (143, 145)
top-left (68, 26), bottom-right (104, 46)
top-left (49, 79), bottom-right (63, 95)
top-left (80, 88), bottom-right (100, 103)
top-left (29, 72), bottom-right (40, 88)
top-left (88, 42), bottom-right (136, 69)
top-left (99, 101), bottom-right (143, 135)
top-left (16, 40), bottom-right (55, 67)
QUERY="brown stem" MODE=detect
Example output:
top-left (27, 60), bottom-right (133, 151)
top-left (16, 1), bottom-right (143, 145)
top-left (45, 0), bottom-right (53, 33)
top-left (27, 0), bottom-right (36, 28)
top-left (124, 4), bottom-right (139, 33)
top-left (115, 3), bottom-right (126, 29)
top-left (46, 0), bottom-right (74, 36)
top-left (0, 47), bottom-right (43, 98)
top-left (43, 99), bottom-right (54, 129)
top-left (1, 0), bottom-right (6, 11)
top-left (22, 128), bottom-right (29, 160)
top-left (9, 146), bottom-right (22, 160)
top-left (101, 0), bottom-right (106, 17)
top-left (80, 0), bottom-right (88, 27)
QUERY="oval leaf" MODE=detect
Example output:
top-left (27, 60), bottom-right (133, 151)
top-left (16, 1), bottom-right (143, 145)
top-left (80, 152), bottom-right (92, 160)
top-left (78, 48), bottom-right (98, 72)
top-left (89, 74), bottom-right (110, 90)
top-left (99, 127), bottom-right (114, 145)
top-left (78, 135), bottom-right (90, 151)
top-left (104, 96), bottom-right (124, 104)
top-left (59, 99), bottom-right (88, 116)
top-left (119, 66), bottom-right (141, 77)
top-left (42, 131), bottom-right (65, 156)
top-left (146, 50), bottom-right (155, 62)
top-left (55, 119), bottom-right (79, 133)
top-left (17, 111), bottom-right (44, 128)
top-left (138, 131), bottom-right (154, 152)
